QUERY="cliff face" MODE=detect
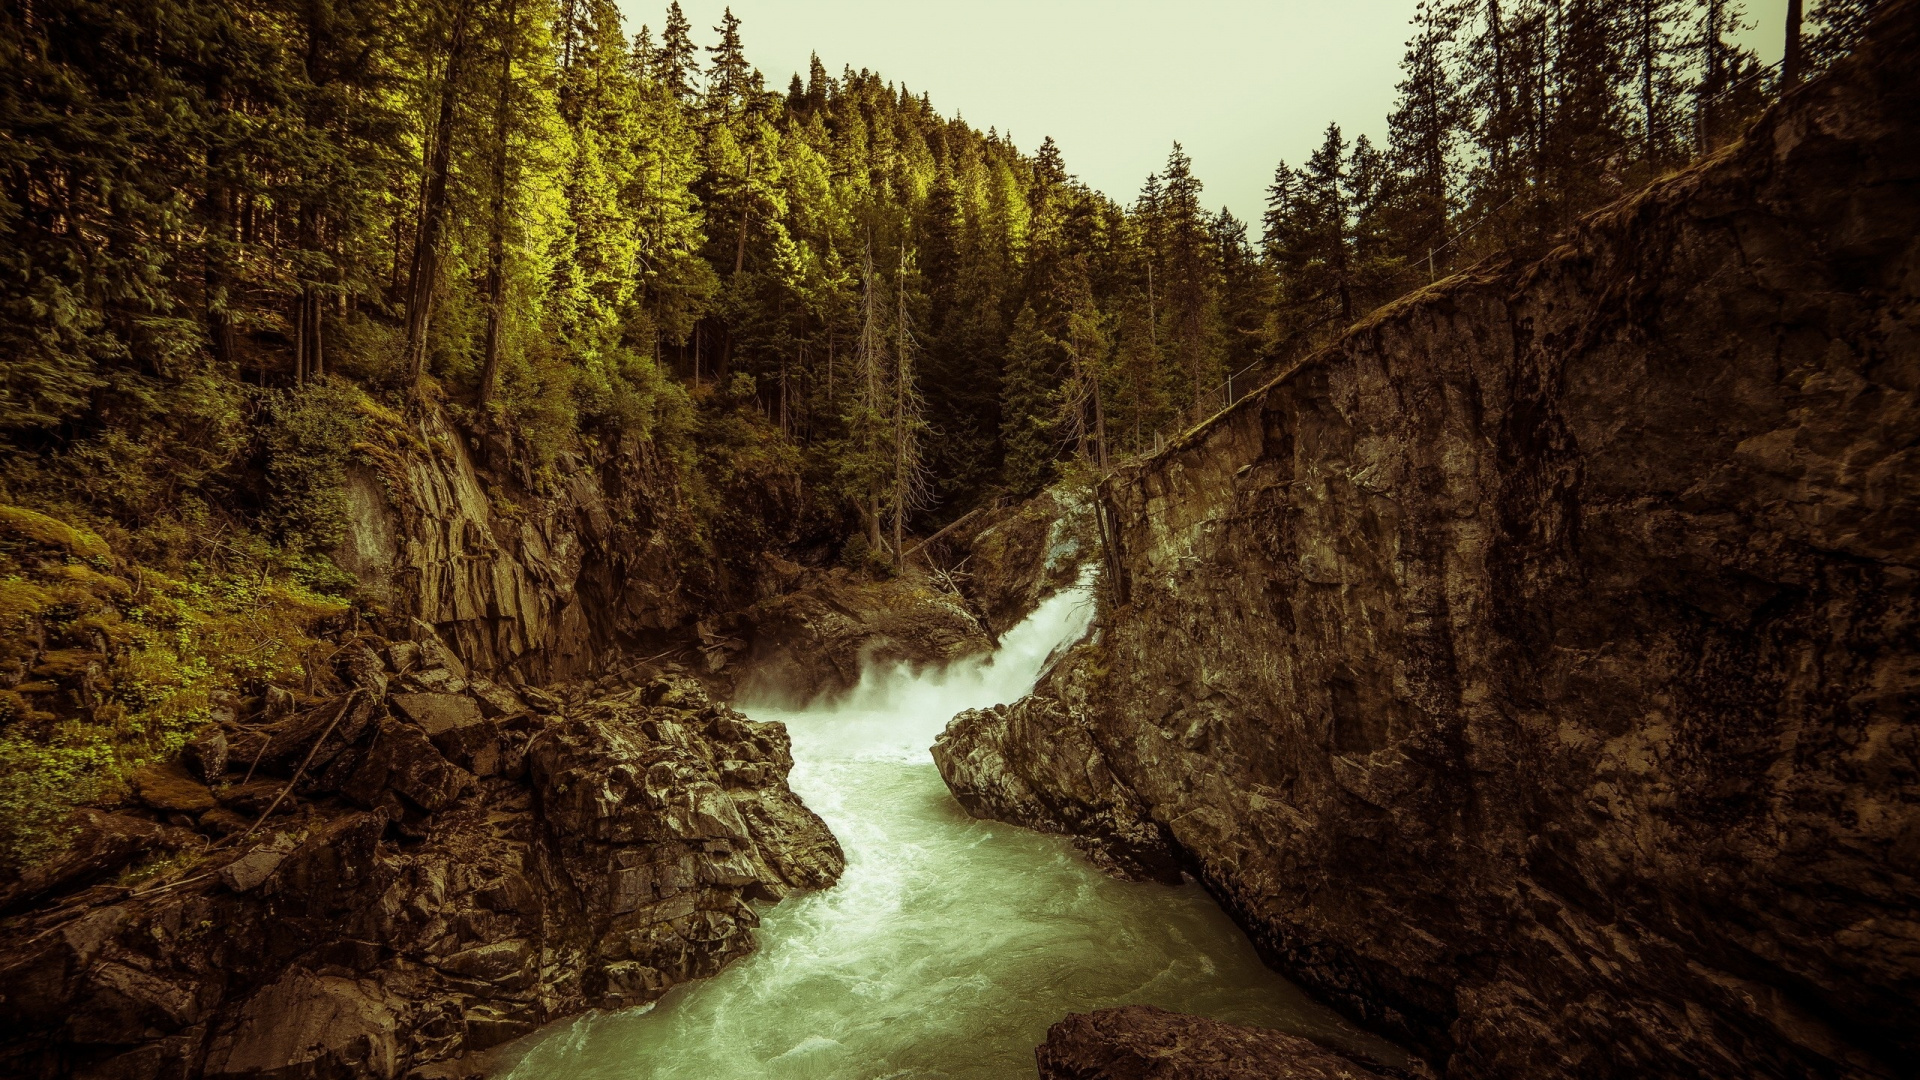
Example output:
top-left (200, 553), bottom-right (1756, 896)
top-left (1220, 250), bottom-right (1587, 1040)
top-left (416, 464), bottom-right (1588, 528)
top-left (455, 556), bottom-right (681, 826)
top-left (0, 646), bottom-right (841, 1080)
top-left (941, 8), bottom-right (1920, 1079)
top-left (333, 406), bottom-right (785, 687)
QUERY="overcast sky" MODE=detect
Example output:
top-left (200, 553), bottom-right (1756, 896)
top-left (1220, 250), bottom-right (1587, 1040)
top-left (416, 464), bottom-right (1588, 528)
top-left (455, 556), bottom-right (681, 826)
top-left (620, 0), bottom-right (1792, 226)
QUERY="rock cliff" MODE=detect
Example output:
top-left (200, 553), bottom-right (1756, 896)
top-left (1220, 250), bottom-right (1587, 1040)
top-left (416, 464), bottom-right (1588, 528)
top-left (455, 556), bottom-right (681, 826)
top-left (333, 404), bottom-right (797, 687)
top-left (0, 641), bottom-right (841, 1079)
top-left (940, 6), bottom-right (1920, 1078)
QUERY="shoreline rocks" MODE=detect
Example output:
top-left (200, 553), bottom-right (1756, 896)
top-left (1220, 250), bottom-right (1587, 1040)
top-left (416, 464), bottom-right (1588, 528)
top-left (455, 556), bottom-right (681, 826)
top-left (0, 643), bottom-right (842, 1080)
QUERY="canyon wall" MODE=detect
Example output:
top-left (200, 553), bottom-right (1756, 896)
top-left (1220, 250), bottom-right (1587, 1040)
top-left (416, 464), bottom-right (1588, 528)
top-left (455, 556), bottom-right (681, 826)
top-left (942, 6), bottom-right (1919, 1078)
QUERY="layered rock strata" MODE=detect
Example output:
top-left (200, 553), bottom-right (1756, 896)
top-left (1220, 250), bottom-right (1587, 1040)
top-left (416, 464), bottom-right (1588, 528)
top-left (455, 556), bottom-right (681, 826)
top-left (943, 7), bottom-right (1920, 1079)
top-left (0, 641), bottom-right (841, 1080)
top-left (335, 405), bottom-right (804, 686)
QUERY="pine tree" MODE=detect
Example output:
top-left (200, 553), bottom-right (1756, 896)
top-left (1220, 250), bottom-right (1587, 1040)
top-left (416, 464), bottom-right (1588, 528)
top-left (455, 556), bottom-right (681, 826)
top-left (1155, 144), bottom-right (1222, 409)
top-left (1385, 0), bottom-right (1464, 270)
top-left (705, 8), bottom-right (752, 117)
top-left (1805, 0), bottom-right (1881, 69)
top-left (1000, 305), bottom-right (1060, 495)
top-left (656, 1), bottom-right (699, 101)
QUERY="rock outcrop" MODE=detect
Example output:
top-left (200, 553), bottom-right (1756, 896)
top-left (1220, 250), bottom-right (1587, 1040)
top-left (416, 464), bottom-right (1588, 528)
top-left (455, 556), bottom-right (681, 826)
top-left (935, 642), bottom-right (1181, 883)
top-left (0, 641), bottom-right (841, 1080)
top-left (942, 8), bottom-right (1920, 1079)
top-left (334, 404), bottom-right (802, 687)
top-left (1035, 1006), bottom-right (1404, 1080)
top-left (949, 486), bottom-right (1100, 638)
top-left (737, 570), bottom-right (991, 705)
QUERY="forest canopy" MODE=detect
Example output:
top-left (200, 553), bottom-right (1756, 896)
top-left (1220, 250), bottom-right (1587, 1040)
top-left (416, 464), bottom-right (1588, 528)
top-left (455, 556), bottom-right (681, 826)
top-left (0, 0), bottom-right (1884, 542)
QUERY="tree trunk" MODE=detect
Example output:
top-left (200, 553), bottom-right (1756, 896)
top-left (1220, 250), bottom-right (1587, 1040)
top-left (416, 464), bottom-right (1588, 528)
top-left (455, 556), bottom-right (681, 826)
top-left (1784, 0), bottom-right (1805, 85)
top-left (1092, 355), bottom-right (1109, 471)
top-left (733, 150), bottom-right (754, 276)
top-left (478, 0), bottom-right (519, 410)
top-left (404, 0), bottom-right (476, 395)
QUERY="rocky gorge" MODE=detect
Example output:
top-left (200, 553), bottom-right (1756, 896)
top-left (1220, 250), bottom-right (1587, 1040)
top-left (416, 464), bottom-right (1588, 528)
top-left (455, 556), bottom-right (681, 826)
top-left (935, 4), bottom-right (1920, 1079)
top-left (2, 4), bottom-right (1916, 1080)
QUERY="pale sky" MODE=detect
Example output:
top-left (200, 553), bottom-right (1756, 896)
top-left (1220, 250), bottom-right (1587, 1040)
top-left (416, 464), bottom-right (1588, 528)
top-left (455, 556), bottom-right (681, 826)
top-left (621, 0), bottom-right (1791, 227)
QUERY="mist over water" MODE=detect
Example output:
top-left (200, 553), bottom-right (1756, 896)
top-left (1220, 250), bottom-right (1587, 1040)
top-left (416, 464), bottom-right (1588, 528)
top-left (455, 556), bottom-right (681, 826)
top-left (499, 580), bottom-right (1398, 1079)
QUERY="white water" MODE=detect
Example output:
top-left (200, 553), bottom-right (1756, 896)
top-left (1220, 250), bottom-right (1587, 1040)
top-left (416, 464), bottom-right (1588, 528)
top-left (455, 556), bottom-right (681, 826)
top-left (498, 581), bottom-right (1399, 1079)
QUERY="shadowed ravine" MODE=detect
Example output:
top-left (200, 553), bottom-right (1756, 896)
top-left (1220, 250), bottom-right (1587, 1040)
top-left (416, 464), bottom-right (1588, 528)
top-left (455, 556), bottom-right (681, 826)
top-left (494, 580), bottom-right (1400, 1078)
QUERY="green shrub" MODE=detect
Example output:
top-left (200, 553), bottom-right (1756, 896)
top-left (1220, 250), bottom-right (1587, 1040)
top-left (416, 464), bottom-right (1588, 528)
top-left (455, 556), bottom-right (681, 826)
top-left (263, 379), bottom-right (368, 552)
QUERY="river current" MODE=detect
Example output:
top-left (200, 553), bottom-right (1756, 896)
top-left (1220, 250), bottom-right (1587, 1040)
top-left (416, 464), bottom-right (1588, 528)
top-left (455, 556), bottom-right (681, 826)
top-left (498, 581), bottom-right (1397, 1079)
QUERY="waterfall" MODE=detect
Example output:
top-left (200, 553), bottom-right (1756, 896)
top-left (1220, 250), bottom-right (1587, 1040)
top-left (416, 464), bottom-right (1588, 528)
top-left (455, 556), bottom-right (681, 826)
top-left (498, 577), bottom-right (1390, 1079)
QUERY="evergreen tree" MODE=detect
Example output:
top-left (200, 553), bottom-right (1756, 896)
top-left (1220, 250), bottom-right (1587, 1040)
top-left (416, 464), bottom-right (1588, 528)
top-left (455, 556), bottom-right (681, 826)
top-left (655, 1), bottom-right (699, 101)
top-left (1806, 0), bottom-right (1883, 68)
top-left (999, 305), bottom-right (1060, 495)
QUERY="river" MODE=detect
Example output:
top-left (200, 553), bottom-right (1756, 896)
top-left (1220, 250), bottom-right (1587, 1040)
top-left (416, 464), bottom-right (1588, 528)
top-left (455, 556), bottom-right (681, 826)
top-left (497, 580), bottom-right (1398, 1079)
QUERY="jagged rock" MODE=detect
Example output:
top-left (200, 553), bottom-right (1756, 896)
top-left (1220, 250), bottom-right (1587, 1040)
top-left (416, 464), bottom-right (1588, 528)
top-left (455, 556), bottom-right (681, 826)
top-left (219, 832), bottom-right (299, 893)
top-left (954, 486), bottom-right (1099, 636)
top-left (344, 717), bottom-right (474, 812)
top-left (465, 676), bottom-right (525, 719)
top-left (1036, 1007), bottom-right (1394, 1080)
top-left (431, 940), bottom-right (531, 985)
top-left (129, 762), bottom-right (217, 815)
top-left (390, 693), bottom-right (499, 777)
top-left (0, 674), bottom-right (843, 1080)
top-left (935, 646), bottom-right (1181, 883)
top-left (950, 13), bottom-right (1920, 1080)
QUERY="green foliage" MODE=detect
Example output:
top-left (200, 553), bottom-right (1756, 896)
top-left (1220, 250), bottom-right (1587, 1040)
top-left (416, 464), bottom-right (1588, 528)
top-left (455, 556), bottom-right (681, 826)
top-left (0, 504), bottom-right (346, 870)
top-left (264, 380), bottom-right (368, 552)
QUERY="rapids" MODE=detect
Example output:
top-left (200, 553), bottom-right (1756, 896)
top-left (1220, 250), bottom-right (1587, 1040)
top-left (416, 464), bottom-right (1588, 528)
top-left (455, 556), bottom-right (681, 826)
top-left (498, 579), bottom-right (1400, 1079)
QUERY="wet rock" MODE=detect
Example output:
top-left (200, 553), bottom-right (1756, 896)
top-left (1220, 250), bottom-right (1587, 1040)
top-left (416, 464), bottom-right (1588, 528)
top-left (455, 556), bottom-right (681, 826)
top-left (935, 647), bottom-right (1180, 883)
top-left (953, 14), bottom-right (1920, 1080)
top-left (954, 486), bottom-right (1099, 636)
top-left (432, 940), bottom-right (530, 985)
top-left (738, 572), bottom-right (991, 705)
top-left (1036, 1007), bottom-right (1394, 1080)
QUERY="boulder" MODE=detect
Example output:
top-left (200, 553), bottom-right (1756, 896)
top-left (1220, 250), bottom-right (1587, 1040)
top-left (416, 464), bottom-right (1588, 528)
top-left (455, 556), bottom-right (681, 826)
top-left (219, 831), bottom-right (300, 893)
top-left (391, 693), bottom-right (499, 777)
top-left (344, 717), bottom-right (474, 813)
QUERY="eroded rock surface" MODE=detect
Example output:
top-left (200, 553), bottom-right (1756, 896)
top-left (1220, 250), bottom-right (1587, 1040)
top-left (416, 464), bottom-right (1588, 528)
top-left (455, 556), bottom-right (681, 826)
top-left (950, 487), bottom-right (1100, 638)
top-left (1035, 1006), bottom-right (1398, 1080)
top-left (945, 9), bottom-right (1920, 1079)
top-left (738, 570), bottom-right (990, 705)
top-left (0, 643), bottom-right (841, 1080)
top-left (935, 643), bottom-right (1180, 883)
